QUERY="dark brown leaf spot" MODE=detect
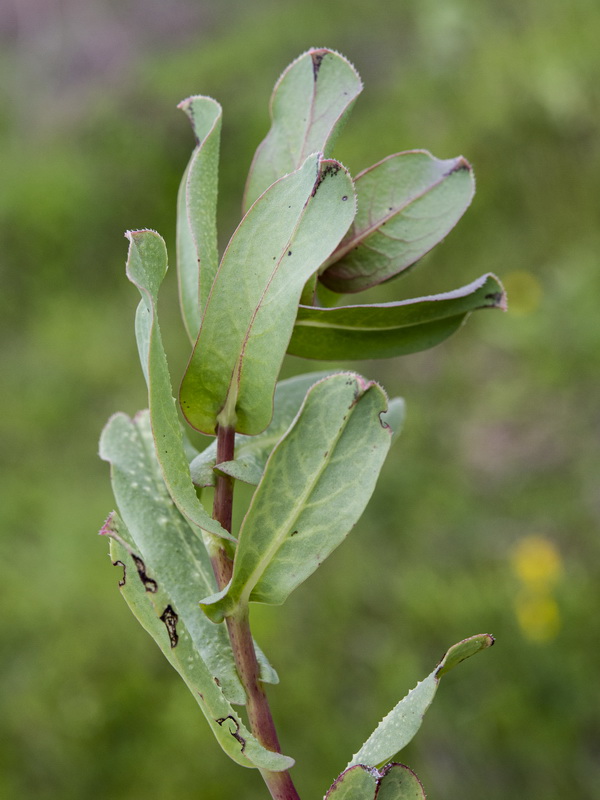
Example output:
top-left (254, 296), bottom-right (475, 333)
top-left (485, 291), bottom-right (507, 309)
top-left (312, 161), bottom-right (342, 196)
top-left (132, 554), bottom-right (158, 593)
top-left (216, 716), bottom-right (246, 753)
top-left (112, 560), bottom-right (126, 587)
top-left (445, 156), bottom-right (472, 176)
top-left (160, 605), bottom-right (179, 648)
top-left (311, 49), bottom-right (327, 79)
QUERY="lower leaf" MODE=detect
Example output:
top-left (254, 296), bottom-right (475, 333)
top-left (102, 513), bottom-right (293, 772)
top-left (324, 763), bottom-right (426, 800)
top-left (347, 634), bottom-right (494, 769)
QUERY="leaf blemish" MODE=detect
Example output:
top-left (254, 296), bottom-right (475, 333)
top-left (112, 560), bottom-right (127, 587)
top-left (311, 50), bottom-right (326, 79)
top-left (485, 291), bottom-right (507, 308)
top-left (445, 156), bottom-right (471, 175)
top-left (216, 716), bottom-right (246, 753)
top-left (132, 554), bottom-right (158, 593)
top-left (160, 605), bottom-right (179, 648)
top-left (312, 161), bottom-right (342, 196)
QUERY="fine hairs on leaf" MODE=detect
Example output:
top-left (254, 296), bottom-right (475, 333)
top-left (99, 47), bottom-right (505, 800)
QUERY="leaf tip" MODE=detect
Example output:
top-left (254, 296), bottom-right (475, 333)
top-left (98, 511), bottom-right (117, 536)
top-left (436, 633), bottom-right (495, 678)
top-left (446, 155), bottom-right (473, 176)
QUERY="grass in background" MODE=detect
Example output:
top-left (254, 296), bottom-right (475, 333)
top-left (1, 1), bottom-right (599, 797)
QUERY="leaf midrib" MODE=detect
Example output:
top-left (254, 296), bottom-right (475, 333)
top-left (236, 386), bottom-right (362, 606)
top-left (327, 166), bottom-right (462, 265)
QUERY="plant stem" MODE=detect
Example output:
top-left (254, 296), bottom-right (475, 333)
top-left (211, 425), bottom-right (301, 800)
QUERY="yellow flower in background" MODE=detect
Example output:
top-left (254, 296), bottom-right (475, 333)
top-left (511, 535), bottom-right (562, 590)
top-left (510, 536), bottom-right (562, 642)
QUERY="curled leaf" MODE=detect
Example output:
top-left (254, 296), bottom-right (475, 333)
top-left (176, 96), bottom-right (222, 339)
top-left (288, 274), bottom-right (506, 361)
top-left (320, 151), bottom-right (475, 293)
top-left (125, 230), bottom-right (231, 540)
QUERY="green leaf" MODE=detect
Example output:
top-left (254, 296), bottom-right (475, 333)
top-left (101, 512), bottom-right (292, 772)
top-left (190, 371), bottom-right (334, 488)
top-left (125, 230), bottom-right (231, 541)
top-left (190, 375), bottom-right (404, 487)
top-left (320, 151), bottom-right (475, 293)
top-left (324, 764), bottom-right (378, 799)
top-left (201, 373), bottom-right (392, 622)
top-left (324, 763), bottom-right (425, 800)
top-left (288, 274), bottom-right (506, 360)
top-left (180, 154), bottom-right (356, 436)
top-left (347, 634), bottom-right (495, 769)
top-left (99, 410), bottom-right (277, 704)
top-left (176, 96), bottom-right (222, 340)
top-left (376, 764), bottom-right (427, 800)
top-left (243, 48), bottom-right (362, 212)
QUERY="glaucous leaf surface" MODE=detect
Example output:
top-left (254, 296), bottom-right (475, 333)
top-left (320, 151), bottom-right (475, 293)
top-left (176, 96), bottom-right (222, 340)
top-left (376, 763), bottom-right (427, 800)
top-left (200, 373), bottom-right (392, 622)
top-left (101, 513), bottom-right (291, 772)
top-left (190, 371), bottom-right (333, 487)
top-left (288, 274), bottom-right (506, 360)
top-left (324, 763), bottom-right (426, 800)
top-left (324, 764), bottom-right (378, 799)
top-left (180, 154), bottom-right (356, 436)
top-left (243, 48), bottom-right (362, 212)
top-left (190, 373), bottom-right (404, 488)
top-left (125, 230), bottom-right (231, 540)
top-left (348, 634), bottom-right (495, 769)
top-left (99, 410), bottom-right (277, 704)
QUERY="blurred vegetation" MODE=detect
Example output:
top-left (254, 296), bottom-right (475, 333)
top-left (1, 1), bottom-right (599, 798)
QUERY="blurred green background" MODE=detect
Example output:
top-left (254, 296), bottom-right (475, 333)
top-left (1, 1), bottom-right (599, 798)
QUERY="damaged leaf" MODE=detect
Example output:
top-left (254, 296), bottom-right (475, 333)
top-left (102, 513), bottom-right (291, 772)
top-left (99, 410), bottom-right (278, 704)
